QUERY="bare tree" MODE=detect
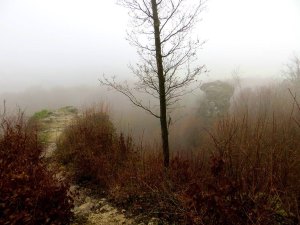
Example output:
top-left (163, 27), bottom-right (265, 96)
top-left (100, 0), bottom-right (205, 168)
top-left (283, 55), bottom-right (300, 85)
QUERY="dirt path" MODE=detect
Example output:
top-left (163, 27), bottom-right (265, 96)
top-left (38, 107), bottom-right (138, 225)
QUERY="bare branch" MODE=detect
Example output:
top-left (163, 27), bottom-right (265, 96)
top-left (100, 76), bottom-right (160, 118)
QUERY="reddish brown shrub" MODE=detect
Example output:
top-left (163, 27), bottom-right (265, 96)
top-left (0, 113), bottom-right (73, 225)
top-left (54, 86), bottom-right (300, 225)
top-left (182, 155), bottom-right (299, 225)
top-left (55, 107), bottom-right (133, 188)
top-left (109, 151), bottom-right (202, 224)
top-left (107, 113), bottom-right (299, 224)
top-left (186, 86), bottom-right (300, 224)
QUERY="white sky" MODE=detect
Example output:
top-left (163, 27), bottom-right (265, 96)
top-left (0, 0), bottom-right (299, 93)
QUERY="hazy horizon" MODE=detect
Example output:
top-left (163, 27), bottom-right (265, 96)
top-left (0, 0), bottom-right (299, 93)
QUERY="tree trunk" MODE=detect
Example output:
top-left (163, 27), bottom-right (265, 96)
top-left (151, 0), bottom-right (170, 168)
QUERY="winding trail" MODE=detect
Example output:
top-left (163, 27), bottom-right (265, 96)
top-left (38, 107), bottom-right (137, 225)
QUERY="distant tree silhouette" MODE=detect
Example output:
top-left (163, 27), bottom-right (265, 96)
top-left (283, 55), bottom-right (300, 86)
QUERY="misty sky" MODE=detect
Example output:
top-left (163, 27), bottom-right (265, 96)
top-left (0, 0), bottom-right (300, 93)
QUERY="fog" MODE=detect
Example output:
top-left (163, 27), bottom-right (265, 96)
top-left (0, 75), bottom-right (277, 147)
top-left (0, 0), bottom-right (299, 92)
top-left (0, 0), bottom-right (299, 142)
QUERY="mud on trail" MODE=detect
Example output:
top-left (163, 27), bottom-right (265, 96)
top-left (36, 106), bottom-right (138, 225)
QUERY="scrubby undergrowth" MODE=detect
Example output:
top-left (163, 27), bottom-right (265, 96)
top-left (56, 86), bottom-right (300, 225)
top-left (0, 113), bottom-right (73, 225)
top-left (55, 107), bottom-right (133, 188)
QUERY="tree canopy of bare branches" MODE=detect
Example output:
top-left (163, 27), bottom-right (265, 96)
top-left (100, 0), bottom-right (205, 167)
